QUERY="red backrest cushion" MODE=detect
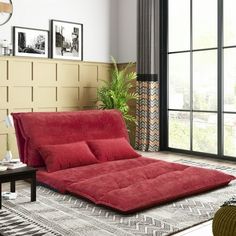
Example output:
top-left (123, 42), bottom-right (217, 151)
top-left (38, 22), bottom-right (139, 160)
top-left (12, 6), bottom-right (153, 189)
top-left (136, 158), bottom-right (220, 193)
top-left (38, 141), bottom-right (98, 172)
top-left (12, 110), bottom-right (129, 167)
top-left (87, 137), bottom-right (140, 162)
top-left (13, 115), bottom-right (26, 163)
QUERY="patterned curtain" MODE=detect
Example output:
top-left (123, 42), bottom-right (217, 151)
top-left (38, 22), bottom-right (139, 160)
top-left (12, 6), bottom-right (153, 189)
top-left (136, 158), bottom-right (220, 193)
top-left (135, 0), bottom-right (160, 152)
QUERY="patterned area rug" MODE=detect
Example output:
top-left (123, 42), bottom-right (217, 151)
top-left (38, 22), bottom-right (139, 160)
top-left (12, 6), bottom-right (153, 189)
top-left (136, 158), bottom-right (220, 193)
top-left (1, 159), bottom-right (236, 236)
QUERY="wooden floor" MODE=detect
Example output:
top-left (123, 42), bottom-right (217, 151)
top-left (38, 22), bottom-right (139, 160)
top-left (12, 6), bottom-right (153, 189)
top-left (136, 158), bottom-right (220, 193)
top-left (2, 151), bottom-right (236, 236)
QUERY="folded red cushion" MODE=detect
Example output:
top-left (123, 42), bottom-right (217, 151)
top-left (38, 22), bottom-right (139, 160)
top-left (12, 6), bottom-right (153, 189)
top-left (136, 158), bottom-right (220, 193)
top-left (87, 138), bottom-right (140, 162)
top-left (38, 141), bottom-right (98, 172)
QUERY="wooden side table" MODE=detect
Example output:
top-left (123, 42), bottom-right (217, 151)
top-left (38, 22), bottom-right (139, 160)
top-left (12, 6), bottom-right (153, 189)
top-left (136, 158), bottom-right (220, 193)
top-left (0, 166), bottom-right (37, 209)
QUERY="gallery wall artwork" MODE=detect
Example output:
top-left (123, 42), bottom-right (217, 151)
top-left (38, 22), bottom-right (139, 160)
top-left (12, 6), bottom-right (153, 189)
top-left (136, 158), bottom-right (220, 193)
top-left (10, 20), bottom-right (83, 60)
top-left (13, 26), bottom-right (49, 58)
top-left (51, 20), bottom-right (83, 60)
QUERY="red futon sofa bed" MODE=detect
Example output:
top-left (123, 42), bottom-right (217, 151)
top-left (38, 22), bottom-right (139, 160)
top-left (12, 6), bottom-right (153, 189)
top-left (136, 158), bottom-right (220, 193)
top-left (12, 110), bottom-right (235, 213)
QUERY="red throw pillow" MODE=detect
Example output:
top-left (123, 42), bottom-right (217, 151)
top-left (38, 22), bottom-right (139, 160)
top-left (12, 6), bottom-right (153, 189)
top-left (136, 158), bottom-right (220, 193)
top-left (87, 138), bottom-right (140, 162)
top-left (12, 110), bottom-right (129, 167)
top-left (38, 141), bottom-right (98, 172)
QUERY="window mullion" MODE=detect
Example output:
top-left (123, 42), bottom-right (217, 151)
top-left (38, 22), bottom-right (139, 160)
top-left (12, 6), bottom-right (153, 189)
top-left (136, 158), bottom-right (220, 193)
top-left (217, 0), bottom-right (224, 156)
top-left (190, 0), bottom-right (193, 151)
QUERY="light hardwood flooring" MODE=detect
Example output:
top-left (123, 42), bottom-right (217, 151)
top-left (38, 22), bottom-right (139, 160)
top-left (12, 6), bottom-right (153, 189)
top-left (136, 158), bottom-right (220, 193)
top-left (2, 151), bottom-right (236, 236)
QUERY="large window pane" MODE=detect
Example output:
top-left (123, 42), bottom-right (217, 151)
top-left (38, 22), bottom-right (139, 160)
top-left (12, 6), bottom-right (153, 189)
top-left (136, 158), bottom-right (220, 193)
top-left (224, 48), bottom-right (236, 112)
top-left (169, 53), bottom-right (190, 109)
top-left (192, 0), bottom-right (217, 49)
top-left (167, 0), bottom-right (236, 158)
top-left (193, 112), bottom-right (217, 154)
top-left (169, 111), bottom-right (190, 150)
top-left (224, 0), bottom-right (236, 46)
top-left (224, 114), bottom-right (236, 157)
top-left (193, 50), bottom-right (217, 111)
top-left (168, 0), bottom-right (190, 52)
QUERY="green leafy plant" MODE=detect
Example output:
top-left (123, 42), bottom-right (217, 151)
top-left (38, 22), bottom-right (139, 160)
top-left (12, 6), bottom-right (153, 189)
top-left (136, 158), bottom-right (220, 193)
top-left (98, 57), bottom-right (138, 124)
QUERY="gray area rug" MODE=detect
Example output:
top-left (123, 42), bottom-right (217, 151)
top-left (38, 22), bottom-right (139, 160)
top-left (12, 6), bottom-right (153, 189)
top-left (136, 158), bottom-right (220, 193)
top-left (0, 159), bottom-right (236, 236)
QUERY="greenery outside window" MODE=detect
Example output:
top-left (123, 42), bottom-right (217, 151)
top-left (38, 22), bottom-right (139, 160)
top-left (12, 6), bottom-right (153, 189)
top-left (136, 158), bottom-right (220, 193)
top-left (161, 0), bottom-right (236, 159)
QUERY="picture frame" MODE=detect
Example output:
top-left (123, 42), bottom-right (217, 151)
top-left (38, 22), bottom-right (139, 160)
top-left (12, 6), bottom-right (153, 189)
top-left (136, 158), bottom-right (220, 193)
top-left (13, 26), bottom-right (49, 58)
top-left (51, 20), bottom-right (83, 61)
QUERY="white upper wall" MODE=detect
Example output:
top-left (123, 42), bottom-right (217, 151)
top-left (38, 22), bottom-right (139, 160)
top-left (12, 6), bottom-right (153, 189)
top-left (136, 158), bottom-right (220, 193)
top-left (0, 0), bottom-right (136, 63)
top-left (117, 0), bottom-right (137, 63)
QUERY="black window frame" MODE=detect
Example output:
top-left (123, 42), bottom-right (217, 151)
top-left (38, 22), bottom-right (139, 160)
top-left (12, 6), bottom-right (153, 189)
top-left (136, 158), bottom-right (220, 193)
top-left (160, 0), bottom-right (236, 161)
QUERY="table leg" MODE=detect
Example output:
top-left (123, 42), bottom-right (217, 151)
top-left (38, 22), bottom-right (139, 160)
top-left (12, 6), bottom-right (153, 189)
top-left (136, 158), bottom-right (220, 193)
top-left (10, 181), bottom-right (15, 192)
top-left (0, 183), bottom-right (1, 209)
top-left (31, 174), bottom-right (36, 202)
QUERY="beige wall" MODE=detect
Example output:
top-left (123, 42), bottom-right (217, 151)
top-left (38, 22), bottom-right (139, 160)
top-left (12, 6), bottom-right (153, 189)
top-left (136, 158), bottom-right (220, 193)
top-left (0, 56), bottom-right (112, 159)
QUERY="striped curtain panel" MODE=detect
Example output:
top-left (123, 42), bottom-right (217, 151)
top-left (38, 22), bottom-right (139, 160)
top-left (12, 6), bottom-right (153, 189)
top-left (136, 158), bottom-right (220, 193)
top-left (135, 0), bottom-right (160, 152)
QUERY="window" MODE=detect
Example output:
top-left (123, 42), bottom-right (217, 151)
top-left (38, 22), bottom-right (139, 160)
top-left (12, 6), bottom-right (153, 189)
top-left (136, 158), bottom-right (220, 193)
top-left (161, 0), bottom-right (236, 158)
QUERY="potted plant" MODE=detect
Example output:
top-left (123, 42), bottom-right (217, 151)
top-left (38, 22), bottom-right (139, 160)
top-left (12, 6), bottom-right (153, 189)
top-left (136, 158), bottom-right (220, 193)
top-left (97, 57), bottom-right (138, 124)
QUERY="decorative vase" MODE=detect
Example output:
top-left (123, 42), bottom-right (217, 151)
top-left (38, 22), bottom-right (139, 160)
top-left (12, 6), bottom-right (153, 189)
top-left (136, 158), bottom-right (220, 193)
top-left (4, 150), bottom-right (13, 162)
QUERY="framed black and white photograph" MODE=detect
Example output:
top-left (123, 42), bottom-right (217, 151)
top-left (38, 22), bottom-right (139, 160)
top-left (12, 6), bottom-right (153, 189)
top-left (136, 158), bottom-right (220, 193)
top-left (51, 20), bottom-right (83, 60)
top-left (13, 26), bottom-right (49, 58)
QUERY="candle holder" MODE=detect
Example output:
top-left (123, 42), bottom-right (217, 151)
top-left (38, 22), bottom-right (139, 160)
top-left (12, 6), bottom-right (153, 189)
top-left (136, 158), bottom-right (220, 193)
top-left (0, 40), bottom-right (12, 56)
top-left (1, 40), bottom-right (7, 55)
top-left (2, 46), bottom-right (8, 55)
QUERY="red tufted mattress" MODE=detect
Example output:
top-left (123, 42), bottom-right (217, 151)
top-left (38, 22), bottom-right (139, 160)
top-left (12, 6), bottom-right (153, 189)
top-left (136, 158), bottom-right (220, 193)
top-left (12, 110), bottom-right (235, 213)
top-left (37, 157), bottom-right (235, 213)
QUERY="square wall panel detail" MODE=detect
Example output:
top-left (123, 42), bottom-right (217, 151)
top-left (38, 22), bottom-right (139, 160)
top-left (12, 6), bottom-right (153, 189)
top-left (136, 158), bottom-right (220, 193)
top-left (98, 66), bottom-right (111, 84)
top-left (37, 87), bottom-right (57, 107)
top-left (34, 62), bottom-right (57, 85)
top-left (0, 87), bottom-right (8, 103)
top-left (83, 87), bottom-right (97, 101)
top-left (10, 87), bottom-right (32, 107)
top-left (0, 60), bottom-right (7, 81)
top-left (58, 107), bottom-right (80, 112)
top-left (0, 109), bottom-right (8, 130)
top-left (58, 63), bottom-right (79, 85)
top-left (83, 106), bottom-right (98, 110)
top-left (0, 134), bottom-right (7, 158)
top-left (58, 87), bottom-right (79, 106)
top-left (12, 108), bottom-right (33, 113)
top-left (80, 65), bottom-right (98, 86)
top-left (9, 61), bottom-right (32, 85)
top-left (37, 107), bottom-right (57, 112)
